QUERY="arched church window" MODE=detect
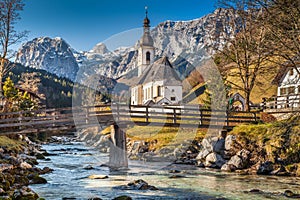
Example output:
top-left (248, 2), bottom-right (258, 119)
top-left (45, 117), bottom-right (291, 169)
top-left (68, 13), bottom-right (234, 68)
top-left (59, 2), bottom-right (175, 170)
top-left (146, 52), bottom-right (151, 64)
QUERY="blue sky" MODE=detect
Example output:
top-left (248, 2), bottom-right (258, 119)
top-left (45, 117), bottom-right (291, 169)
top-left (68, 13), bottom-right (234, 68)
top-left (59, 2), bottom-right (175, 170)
top-left (16, 0), bottom-right (217, 51)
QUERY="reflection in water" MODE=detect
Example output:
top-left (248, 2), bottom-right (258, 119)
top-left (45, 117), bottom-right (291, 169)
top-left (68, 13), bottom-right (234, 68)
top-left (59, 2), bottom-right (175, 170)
top-left (31, 141), bottom-right (300, 200)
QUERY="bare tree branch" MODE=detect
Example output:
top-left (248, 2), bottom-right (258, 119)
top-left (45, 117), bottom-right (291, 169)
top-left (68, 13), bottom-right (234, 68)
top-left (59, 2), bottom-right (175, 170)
top-left (0, 0), bottom-right (27, 96)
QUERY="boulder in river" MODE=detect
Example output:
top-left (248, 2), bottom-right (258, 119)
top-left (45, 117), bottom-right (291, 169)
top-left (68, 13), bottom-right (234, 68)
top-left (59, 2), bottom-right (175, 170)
top-left (28, 174), bottom-right (47, 184)
top-left (88, 175), bottom-right (109, 179)
top-left (113, 196), bottom-right (132, 200)
top-left (284, 190), bottom-right (300, 198)
top-left (115, 179), bottom-right (158, 190)
top-left (257, 161), bottom-right (274, 175)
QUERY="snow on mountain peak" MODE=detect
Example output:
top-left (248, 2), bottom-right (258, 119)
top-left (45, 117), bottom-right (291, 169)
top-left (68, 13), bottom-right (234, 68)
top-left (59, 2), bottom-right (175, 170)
top-left (15, 8), bottom-right (234, 82)
top-left (15, 37), bottom-right (79, 81)
top-left (90, 42), bottom-right (109, 55)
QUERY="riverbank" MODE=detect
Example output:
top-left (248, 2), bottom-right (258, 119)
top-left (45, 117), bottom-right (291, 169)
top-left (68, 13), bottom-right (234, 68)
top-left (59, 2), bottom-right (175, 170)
top-left (31, 136), bottom-right (300, 199)
top-left (78, 116), bottom-right (300, 178)
top-left (2, 115), bottom-right (297, 199)
top-left (0, 135), bottom-right (51, 199)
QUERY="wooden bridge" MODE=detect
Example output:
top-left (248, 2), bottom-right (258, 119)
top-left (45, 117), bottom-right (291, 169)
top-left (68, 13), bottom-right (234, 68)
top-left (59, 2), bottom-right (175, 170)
top-left (0, 104), bottom-right (260, 135)
top-left (0, 104), bottom-right (260, 168)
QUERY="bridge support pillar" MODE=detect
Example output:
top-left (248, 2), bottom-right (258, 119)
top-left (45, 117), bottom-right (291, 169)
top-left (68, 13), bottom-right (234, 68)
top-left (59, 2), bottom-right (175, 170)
top-left (109, 124), bottom-right (128, 169)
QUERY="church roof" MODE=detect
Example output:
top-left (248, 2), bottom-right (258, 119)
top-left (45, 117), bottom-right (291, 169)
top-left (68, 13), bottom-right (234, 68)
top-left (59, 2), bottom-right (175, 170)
top-left (137, 56), bottom-right (182, 86)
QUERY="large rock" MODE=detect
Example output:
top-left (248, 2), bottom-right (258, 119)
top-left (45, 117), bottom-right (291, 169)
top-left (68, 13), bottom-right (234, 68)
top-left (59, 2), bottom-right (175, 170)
top-left (227, 155), bottom-right (244, 169)
top-left (257, 161), bottom-right (274, 175)
top-left (196, 136), bottom-right (226, 166)
top-left (0, 164), bottom-right (14, 172)
top-left (29, 175), bottom-right (47, 184)
top-left (201, 137), bottom-right (225, 154)
top-left (196, 149), bottom-right (210, 161)
top-left (237, 149), bottom-right (250, 160)
top-left (13, 186), bottom-right (39, 200)
top-left (115, 179), bottom-right (158, 191)
top-left (113, 196), bottom-right (132, 200)
top-left (213, 138), bottom-right (225, 153)
top-left (20, 162), bottom-right (32, 170)
top-left (227, 149), bottom-right (250, 169)
top-left (225, 135), bottom-right (236, 151)
top-left (205, 153), bottom-right (226, 168)
top-left (221, 163), bottom-right (237, 172)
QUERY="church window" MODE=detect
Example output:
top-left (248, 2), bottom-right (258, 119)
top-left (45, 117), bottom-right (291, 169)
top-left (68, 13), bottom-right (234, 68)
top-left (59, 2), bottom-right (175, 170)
top-left (158, 86), bottom-right (162, 96)
top-left (171, 97), bottom-right (176, 101)
top-left (146, 52), bottom-right (151, 64)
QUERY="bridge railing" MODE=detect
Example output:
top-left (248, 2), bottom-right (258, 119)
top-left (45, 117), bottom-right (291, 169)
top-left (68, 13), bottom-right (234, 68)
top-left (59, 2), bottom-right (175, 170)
top-left (0, 104), bottom-right (259, 135)
top-left (111, 104), bottom-right (259, 129)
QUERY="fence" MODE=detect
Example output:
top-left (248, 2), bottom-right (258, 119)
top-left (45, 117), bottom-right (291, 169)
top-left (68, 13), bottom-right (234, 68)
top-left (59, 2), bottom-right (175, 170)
top-left (262, 95), bottom-right (300, 110)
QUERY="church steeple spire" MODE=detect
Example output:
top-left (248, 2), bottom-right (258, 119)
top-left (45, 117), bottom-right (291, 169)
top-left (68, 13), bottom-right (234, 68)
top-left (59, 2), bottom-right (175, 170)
top-left (138, 6), bottom-right (155, 77)
top-left (143, 6), bottom-right (150, 28)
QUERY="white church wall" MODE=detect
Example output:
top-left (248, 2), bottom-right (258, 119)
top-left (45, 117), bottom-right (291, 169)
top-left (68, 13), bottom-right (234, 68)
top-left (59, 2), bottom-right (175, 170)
top-left (164, 85), bottom-right (182, 104)
top-left (131, 86), bottom-right (139, 105)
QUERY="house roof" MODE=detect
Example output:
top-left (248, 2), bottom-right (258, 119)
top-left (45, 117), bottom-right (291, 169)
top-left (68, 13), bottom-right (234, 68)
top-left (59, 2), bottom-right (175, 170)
top-left (137, 56), bottom-right (182, 86)
top-left (272, 59), bottom-right (300, 85)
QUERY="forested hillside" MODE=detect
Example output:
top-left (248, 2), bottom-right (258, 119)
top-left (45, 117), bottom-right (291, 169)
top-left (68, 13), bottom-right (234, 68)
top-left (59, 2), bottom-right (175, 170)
top-left (6, 64), bottom-right (110, 108)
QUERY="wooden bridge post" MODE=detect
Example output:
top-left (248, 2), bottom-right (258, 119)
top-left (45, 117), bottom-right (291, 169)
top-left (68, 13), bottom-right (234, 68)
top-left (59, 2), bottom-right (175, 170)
top-left (173, 108), bottom-right (177, 124)
top-left (253, 112), bottom-right (257, 123)
top-left (199, 109), bottom-right (203, 125)
top-left (226, 110), bottom-right (229, 127)
top-left (262, 98), bottom-right (266, 110)
top-left (18, 111), bottom-right (22, 130)
top-left (116, 103), bottom-right (120, 122)
top-left (109, 123), bottom-right (128, 169)
top-left (85, 107), bottom-right (89, 124)
top-left (146, 106), bottom-right (149, 123)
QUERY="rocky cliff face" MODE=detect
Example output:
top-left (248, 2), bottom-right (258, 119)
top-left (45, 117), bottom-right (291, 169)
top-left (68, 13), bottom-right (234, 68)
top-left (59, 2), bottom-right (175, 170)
top-left (15, 37), bottom-right (80, 81)
top-left (15, 8), bottom-right (233, 82)
top-left (80, 8), bottom-right (234, 80)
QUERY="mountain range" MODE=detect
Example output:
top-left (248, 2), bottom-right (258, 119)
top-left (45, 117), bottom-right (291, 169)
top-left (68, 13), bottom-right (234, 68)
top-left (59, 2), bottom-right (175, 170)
top-left (15, 8), bottom-right (233, 87)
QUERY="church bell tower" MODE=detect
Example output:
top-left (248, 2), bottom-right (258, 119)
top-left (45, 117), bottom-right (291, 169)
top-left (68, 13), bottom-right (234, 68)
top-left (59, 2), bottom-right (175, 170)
top-left (138, 7), bottom-right (155, 77)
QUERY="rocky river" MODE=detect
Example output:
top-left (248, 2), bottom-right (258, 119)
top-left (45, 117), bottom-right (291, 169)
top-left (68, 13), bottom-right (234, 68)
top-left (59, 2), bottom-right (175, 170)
top-left (29, 136), bottom-right (300, 200)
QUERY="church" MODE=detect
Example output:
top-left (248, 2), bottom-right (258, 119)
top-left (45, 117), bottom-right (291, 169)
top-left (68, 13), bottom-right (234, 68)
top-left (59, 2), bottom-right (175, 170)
top-left (130, 10), bottom-right (183, 106)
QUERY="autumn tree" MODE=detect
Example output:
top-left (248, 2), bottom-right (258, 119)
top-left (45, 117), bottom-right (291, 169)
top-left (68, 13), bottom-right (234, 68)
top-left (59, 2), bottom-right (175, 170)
top-left (18, 72), bottom-right (41, 93)
top-left (0, 0), bottom-right (28, 97)
top-left (2, 77), bottom-right (37, 112)
top-left (256, 0), bottom-right (300, 70)
top-left (213, 0), bottom-right (272, 111)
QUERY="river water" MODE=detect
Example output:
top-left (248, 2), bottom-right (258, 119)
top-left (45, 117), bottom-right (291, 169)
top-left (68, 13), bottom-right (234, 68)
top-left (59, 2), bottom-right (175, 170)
top-left (30, 139), bottom-right (300, 200)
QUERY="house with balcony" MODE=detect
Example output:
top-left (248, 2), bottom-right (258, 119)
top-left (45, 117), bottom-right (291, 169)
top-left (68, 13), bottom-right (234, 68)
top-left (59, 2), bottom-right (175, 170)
top-left (265, 63), bottom-right (300, 110)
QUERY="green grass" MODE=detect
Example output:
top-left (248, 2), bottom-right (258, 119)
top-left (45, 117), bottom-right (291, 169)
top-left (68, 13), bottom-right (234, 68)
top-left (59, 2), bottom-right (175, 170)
top-left (229, 116), bottom-right (300, 164)
top-left (0, 136), bottom-right (26, 152)
top-left (125, 126), bottom-right (206, 150)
